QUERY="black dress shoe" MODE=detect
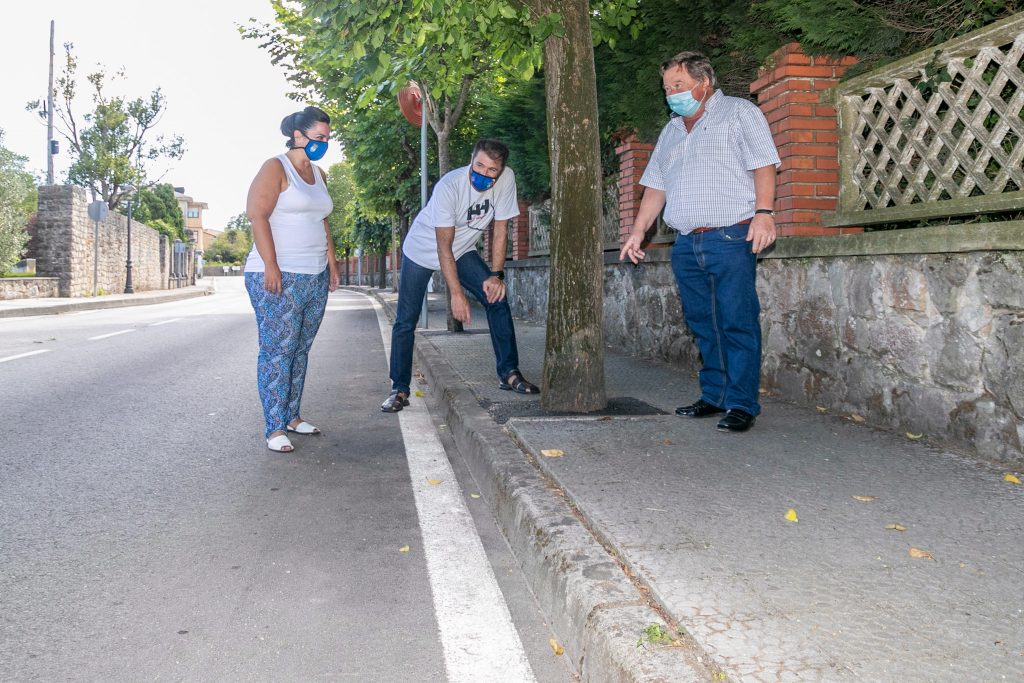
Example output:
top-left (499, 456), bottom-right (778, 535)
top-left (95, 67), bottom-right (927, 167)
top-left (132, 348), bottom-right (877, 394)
top-left (675, 399), bottom-right (726, 418)
top-left (717, 409), bottom-right (756, 432)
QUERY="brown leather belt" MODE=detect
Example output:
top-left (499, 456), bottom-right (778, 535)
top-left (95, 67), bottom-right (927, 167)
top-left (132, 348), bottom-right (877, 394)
top-left (689, 218), bottom-right (751, 235)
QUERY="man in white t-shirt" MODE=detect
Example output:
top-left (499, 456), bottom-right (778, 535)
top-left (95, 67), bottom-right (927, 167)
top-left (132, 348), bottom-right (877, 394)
top-left (382, 139), bottom-right (540, 412)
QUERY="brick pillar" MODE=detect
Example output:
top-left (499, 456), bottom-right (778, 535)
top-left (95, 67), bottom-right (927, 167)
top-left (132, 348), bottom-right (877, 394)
top-left (510, 198), bottom-right (531, 260)
top-left (750, 43), bottom-right (859, 236)
top-left (615, 133), bottom-right (654, 245)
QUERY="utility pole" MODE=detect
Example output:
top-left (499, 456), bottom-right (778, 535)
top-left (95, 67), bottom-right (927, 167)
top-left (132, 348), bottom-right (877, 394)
top-left (46, 19), bottom-right (55, 185)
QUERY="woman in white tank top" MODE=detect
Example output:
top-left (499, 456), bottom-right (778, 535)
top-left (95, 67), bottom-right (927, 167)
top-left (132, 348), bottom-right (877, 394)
top-left (244, 106), bottom-right (339, 453)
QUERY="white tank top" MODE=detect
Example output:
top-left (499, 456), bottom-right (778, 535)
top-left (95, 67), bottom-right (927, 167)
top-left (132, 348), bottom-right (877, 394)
top-left (244, 154), bottom-right (334, 275)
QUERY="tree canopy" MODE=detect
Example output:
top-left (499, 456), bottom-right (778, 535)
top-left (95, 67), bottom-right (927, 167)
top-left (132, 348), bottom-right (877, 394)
top-left (0, 129), bottom-right (36, 273)
top-left (28, 44), bottom-right (185, 209)
top-left (132, 183), bottom-right (186, 241)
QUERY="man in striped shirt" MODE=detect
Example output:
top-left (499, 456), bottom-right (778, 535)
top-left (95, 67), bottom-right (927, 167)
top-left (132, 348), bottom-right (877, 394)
top-left (619, 51), bottom-right (781, 433)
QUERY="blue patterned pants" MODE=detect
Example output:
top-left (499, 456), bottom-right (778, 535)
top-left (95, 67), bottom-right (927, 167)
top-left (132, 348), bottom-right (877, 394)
top-left (245, 269), bottom-right (329, 438)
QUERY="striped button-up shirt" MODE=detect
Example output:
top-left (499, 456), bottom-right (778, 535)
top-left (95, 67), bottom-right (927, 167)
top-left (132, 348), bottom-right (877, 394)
top-left (640, 90), bottom-right (780, 234)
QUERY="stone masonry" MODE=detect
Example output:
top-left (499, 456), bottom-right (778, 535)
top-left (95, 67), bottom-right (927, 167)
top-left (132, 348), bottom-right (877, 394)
top-left (0, 277), bottom-right (59, 300)
top-left (505, 245), bottom-right (1024, 467)
top-left (30, 186), bottom-right (167, 297)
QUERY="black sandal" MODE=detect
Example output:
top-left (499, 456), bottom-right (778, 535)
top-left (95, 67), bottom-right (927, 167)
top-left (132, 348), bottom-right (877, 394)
top-left (381, 390), bottom-right (410, 412)
top-left (499, 372), bottom-right (540, 395)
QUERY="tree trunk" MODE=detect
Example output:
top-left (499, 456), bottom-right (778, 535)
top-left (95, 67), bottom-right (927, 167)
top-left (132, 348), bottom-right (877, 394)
top-left (535, 0), bottom-right (607, 412)
top-left (343, 246), bottom-right (350, 285)
top-left (379, 253), bottom-right (387, 288)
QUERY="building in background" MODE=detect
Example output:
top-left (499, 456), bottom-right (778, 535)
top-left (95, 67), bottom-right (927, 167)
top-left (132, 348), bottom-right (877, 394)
top-left (174, 187), bottom-right (210, 252)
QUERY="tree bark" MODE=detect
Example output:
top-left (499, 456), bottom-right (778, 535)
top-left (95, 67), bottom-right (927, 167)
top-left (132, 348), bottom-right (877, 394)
top-left (534, 0), bottom-right (607, 412)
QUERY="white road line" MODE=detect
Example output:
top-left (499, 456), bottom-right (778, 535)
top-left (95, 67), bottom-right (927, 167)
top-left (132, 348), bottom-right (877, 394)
top-left (148, 318), bottom-right (182, 326)
top-left (88, 329), bottom-right (135, 341)
top-left (0, 349), bottom-right (50, 364)
top-left (370, 296), bottom-right (536, 683)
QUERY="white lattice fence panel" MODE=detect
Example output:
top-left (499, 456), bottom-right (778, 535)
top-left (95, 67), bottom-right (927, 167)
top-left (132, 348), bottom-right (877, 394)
top-left (835, 14), bottom-right (1024, 226)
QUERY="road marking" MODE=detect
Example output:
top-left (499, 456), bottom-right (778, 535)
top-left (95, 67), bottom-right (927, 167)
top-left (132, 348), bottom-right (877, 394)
top-left (148, 318), bottom-right (182, 326)
top-left (89, 329), bottom-right (135, 340)
top-left (370, 296), bottom-right (536, 683)
top-left (0, 349), bottom-right (50, 364)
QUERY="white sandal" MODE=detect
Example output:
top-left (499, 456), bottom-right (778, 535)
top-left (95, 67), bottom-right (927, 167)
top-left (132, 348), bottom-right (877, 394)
top-left (287, 421), bottom-right (321, 435)
top-left (267, 433), bottom-right (294, 452)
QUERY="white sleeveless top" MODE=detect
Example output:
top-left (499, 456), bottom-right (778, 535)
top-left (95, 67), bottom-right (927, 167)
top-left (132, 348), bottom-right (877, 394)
top-left (244, 154), bottom-right (334, 275)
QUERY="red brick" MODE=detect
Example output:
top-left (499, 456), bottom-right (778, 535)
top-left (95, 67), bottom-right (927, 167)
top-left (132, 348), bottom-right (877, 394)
top-left (780, 156), bottom-right (817, 170)
top-left (779, 52), bottom-right (813, 67)
top-left (778, 225), bottom-right (843, 237)
top-left (815, 105), bottom-right (837, 118)
top-left (816, 185), bottom-right (840, 197)
top-left (815, 131), bottom-right (839, 144)
top-left (791, 211), bottom-right (825, 223)
top-left (791, 197), bottom-right (837, 210)
top-left (784, 117), bottom-right (838, 131)
top-left (779, 169), bottom-right (839, 184)
top-left (790, 144), bottom-right (842, 157)
top-left (816, 157), bottom-right (840, 170)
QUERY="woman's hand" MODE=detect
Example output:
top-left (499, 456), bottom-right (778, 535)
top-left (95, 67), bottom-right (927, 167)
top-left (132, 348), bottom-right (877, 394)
top-left (264, 264), bottom-right (283, 294)
top-left (328, 263), bottom-right (339, 292)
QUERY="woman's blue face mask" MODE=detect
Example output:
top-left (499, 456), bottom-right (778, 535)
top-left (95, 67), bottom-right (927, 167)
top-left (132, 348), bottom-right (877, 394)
top-left (303, 139), bottom-right (328, 161)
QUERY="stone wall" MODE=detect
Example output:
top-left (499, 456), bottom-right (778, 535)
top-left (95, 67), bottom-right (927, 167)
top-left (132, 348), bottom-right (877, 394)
top-left (0, 277), bottom-right (60, 300)
top-left (506, 244), bottom-right (1024, 467)
top-left (29, 185), bottom-right (167, 297)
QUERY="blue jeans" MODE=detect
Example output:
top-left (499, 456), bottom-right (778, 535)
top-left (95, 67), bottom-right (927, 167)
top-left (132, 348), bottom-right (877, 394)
top-left (672, 223), bottom-right (762, 415)
top-left (245, 269), bottom-right (329, 437)
top-left (390, 251), bottom-right (520, 394)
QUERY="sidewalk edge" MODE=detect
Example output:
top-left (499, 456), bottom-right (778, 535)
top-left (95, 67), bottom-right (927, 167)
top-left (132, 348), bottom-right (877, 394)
top-left (0, 287), bottom-right (213, 318)
top-left (365, 287), bottom-right (717, 683)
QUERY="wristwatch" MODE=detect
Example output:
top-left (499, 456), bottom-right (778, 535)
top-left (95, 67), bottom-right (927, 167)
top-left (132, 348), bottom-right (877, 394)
top-left (490, 270), bottom-right (505, 281)
top-left (754, 208), bottom-right (775, 216)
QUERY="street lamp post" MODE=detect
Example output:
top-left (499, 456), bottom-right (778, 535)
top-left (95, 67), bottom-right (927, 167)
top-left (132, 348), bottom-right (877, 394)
top-left (124, 186), bottom-right (135, 294)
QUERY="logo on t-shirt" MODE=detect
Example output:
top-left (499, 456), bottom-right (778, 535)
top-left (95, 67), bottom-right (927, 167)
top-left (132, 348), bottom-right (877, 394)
top-left (467, 199), bottom-right (492, 222)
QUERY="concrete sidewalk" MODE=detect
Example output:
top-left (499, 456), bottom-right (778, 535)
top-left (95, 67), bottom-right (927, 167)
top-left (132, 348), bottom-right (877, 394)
top-left (0, 282), bottom-right (214, 318)
top-left (366, 287), bottom-right (1024, 682)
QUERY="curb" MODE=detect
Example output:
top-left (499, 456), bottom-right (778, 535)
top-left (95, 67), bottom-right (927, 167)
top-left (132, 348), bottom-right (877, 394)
top-left (0, 286), bottom-right (213, 318)
top-left (365, 287), bottom-right (718, 682)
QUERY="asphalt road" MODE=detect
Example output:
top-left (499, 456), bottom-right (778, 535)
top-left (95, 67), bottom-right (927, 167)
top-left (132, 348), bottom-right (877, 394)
top-left (0, 278), bottom-right (574, 682)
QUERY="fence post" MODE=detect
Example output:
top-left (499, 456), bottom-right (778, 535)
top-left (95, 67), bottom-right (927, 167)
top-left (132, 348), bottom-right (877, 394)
top-left (750, 43), bottom-right (859, 236)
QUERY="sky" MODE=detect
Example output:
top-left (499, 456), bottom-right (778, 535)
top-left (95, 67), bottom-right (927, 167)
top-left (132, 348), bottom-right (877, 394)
top-left (0, 0), bottom-right (344, 231)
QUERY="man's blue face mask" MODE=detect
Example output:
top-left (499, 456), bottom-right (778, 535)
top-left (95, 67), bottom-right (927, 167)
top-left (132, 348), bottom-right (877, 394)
top-left (666, 86), bottom-right (704, 118)
top-left (304, 139), bottom-right (328, 161)
top-left (470, 169), bottom-right (497, 192)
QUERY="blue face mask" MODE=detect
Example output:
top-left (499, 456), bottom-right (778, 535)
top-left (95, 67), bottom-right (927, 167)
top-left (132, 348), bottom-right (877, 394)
top-left (303, 139), bottom-right (328, 161)
top-left (666, 87), bottom-right (704, 118)
top-left (470, 169), bottom-right (497, 192)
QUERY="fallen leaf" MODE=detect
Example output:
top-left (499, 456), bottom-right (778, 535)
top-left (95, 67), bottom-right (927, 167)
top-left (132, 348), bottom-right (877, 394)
top-left (852, 495), bottom-right (876, 502)
top-left (1004, 473), bottom-right (1021, 484)
top-left (398, 545), bottom-right (410, 553)
top-left (426, 479), bottom-right (442, 486)
top-left (851, 414), bottom-right (866, 423)
top-left (884, 523), bottom-right (907, 532)
top-left (816, 405), bottom-right (828, 413)
top-left (470, 493), bottom-right (481, 499)
top-left (541, 449), bottom-right (564, 458)
top-left (785, 508), bottom-right (798, 523)
top-left (549, 638), bottom-right (564, 656)
top-left (906, 432), bottom-right (923, 440)
top-left (663, 439), bottom-right (673, 446)
top-left (909, 547), bottom-right (934, 560)
top-left (414, 391), bottom-right (424, 397)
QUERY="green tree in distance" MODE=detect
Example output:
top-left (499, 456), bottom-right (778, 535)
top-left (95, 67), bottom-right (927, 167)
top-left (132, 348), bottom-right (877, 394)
top-left (204, 229), bottom-right (251, 265)
top-left (0, 129), bottom-right (37, 273)
top-left (133, 183), bottom-right (186, 241)
top-left (27, 44), bottom-right (185, 210)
